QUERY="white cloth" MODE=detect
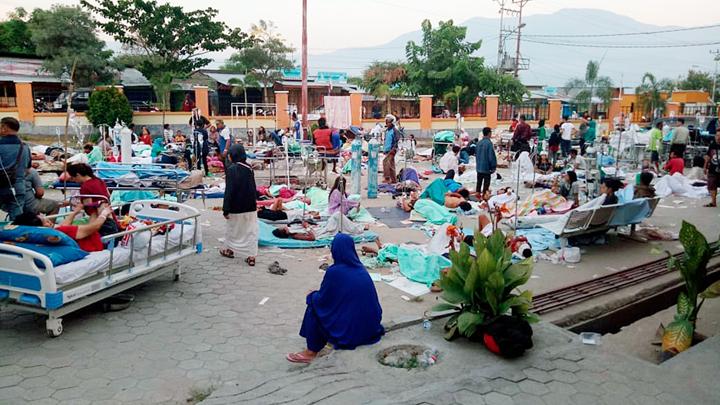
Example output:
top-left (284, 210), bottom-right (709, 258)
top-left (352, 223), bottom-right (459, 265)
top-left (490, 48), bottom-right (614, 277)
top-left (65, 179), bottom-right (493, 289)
top-left (560, 122), bottom-right (575, 140)
top-left (219, 126), bottom-right (230, 140)
top-left (438, 150), bottom-right (459, 173)
top-left (315, 212), bottom-right (365, 239)
top-left (323, 96), bottom-right (351, 129)
top-left (163, 129), bottom-right (173, 143)
top-left (655, 173), bottom-right (709, 199)
top-left (224, 212), bottom-right (259, 257)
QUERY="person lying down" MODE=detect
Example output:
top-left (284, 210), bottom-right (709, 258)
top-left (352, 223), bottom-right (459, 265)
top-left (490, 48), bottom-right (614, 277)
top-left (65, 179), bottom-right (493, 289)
top-left (257, 198), bottom-right (320, 222)
top-left (271, 211), bottom-right (369, 241)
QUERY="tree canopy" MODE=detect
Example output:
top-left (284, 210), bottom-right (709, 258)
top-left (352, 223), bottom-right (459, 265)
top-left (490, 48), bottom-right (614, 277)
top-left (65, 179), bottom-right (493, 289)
top-left (82, 0), bottom-right (250, 80)
top-left (564, 60), bottom-right (614, 113)
top-left (361, 61), bottom-right (407, 115)
top-left (635, 72), bottom-right (674, 120)
top-left (222, 20), bottom-right (294, 103)
top-left (0, 8), bottom-right (35, 55)
top-left (27, 5), bottom-right (114, 87)
top-left (87, 87), bottom-right (133, 127)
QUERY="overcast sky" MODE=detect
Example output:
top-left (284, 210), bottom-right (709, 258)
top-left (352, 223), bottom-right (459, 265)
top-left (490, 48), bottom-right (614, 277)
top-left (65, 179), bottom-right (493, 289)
top-left (2, 0), bottom-right (718, 55)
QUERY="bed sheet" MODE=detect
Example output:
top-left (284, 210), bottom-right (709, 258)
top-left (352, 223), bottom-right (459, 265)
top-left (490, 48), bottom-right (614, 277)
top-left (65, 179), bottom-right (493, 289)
top-left (257, 221), bottom-right (376, 249)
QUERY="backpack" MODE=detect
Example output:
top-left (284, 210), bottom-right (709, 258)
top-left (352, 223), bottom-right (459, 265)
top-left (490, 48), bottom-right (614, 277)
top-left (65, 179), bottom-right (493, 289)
top-left (0, 143), bottom-right (25, 189)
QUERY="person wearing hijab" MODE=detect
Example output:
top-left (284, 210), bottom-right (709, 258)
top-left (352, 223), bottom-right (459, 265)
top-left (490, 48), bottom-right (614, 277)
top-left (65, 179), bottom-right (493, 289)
top-left (220, 144), bottom-right (259, 266)
top-left (328, 175), bottom-right (359, 216)
top-left (287, 233), bottom-right (384, 363)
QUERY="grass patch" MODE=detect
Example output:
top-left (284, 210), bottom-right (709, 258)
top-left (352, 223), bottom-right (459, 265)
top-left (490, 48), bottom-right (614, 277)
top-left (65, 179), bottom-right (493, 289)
top-left (186, 385), bottom-right (215, 404)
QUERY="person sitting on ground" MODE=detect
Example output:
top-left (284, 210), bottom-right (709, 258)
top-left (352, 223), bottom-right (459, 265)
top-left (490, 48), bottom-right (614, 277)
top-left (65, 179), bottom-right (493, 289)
top-left (566, 149), bottom-right (587, 171)
top-left (663, 150), bottom-right (685, 176)
top-left (24, 167), bottom-right (60, 216)
top-left (328, 176), bottom-right (360, 216)
top-left (601, 178), bottom-right (621, 205)
top-left (634, 171), bottom-right (656, 199)
top-left (12, 203), bottom-right (113, 253)
top-left (535, 151), bottom-right (553, 175)
top-left (287, 233), bottom-right (384, 364)
top-left (556, 171), bottom-right (580, 208)
top-left (439, 145), bottom-right (462, 174)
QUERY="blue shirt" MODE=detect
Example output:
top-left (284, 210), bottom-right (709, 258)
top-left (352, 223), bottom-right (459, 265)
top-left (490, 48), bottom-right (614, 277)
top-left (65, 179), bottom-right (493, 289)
top-left (331, 131), bottom-right (342, 150)
top-left (475, 137), bottom-right (497, 174)
top-left (384, 127), bottom-right (397, 153)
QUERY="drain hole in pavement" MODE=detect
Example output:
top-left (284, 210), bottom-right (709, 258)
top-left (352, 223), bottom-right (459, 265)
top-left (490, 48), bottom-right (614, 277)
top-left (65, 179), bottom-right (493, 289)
top-left (377, 344), bottom-right (438, 369)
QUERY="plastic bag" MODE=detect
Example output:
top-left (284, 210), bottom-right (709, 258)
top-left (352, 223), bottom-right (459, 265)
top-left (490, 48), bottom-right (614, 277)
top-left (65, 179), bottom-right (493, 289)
top-left (561, 247), bottom-right (581, 263)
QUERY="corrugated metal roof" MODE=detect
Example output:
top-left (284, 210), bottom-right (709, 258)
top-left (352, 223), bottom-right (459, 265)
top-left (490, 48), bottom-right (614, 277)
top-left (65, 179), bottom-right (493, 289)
top-left (119, 68), bottom-right (151, 87)
top-left (203, 72), bottom-right (268, 87)
top-left (0, 74), bottom-right (62, 83)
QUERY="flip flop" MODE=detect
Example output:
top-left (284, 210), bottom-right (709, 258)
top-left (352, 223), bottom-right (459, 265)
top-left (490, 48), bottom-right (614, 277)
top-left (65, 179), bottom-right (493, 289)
top-left (245, 257), bottom-right (256, 266)
top-left (286, 352), bottom-right (315, 364)
top-left (219, 249), bottom-right (234, 259)
top-left (704, 203), bottom-right (717, 207)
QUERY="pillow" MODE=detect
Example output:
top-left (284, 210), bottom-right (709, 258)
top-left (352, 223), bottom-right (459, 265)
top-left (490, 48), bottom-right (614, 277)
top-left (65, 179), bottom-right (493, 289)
top-left (0, 225), bottom-right (79, 248)
top-left (7, 242), bottom-right (88, 267)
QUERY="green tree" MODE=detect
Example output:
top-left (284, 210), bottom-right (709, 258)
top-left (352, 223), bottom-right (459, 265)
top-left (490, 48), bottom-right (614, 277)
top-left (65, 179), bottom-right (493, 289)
top-left (0, 8), bottom-right (35, 55)
top-left (565, 60), bottom-right (614, 114)
top-left (405, 20), bottom-right (485, 109)
top-left (229, 75), bottom-right (260, 134)
top-left (677, 69), bottom-right (718, 100)
top-left (222, 20), bottom-right (294, 104)
top-left (444, 85), bottom-right (468, 115)
top-left (477, 68), bottom-right (527, 105)
top-left (83, 0), bottom-right (250, 81)
top-left (361, 61), bottom-right (407, 115)
top-left (636, 73), bottom-right (674, 120)
top-left (87, 87), bottom-right (133, 127)
top-left (27, 6), bottom-right (113, 87)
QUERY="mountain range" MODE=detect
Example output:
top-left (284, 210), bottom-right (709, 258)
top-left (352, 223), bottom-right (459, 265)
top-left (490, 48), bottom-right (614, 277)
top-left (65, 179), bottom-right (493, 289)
top-left (308, 8), bottom-right (720, 88)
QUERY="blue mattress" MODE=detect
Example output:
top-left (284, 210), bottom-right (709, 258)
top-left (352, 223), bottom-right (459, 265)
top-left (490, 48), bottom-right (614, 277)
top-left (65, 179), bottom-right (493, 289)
top-left (95, 162), bottom-right (189, 181)
top-left (257, 220), bottom-right (377, 249)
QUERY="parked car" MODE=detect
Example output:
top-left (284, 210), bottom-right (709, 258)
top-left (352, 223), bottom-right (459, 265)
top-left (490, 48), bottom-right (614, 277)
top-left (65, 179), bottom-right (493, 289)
top-left (51, 89), bottom-right (91, 112)
top-left (129, 100), bottom-right (159, 112)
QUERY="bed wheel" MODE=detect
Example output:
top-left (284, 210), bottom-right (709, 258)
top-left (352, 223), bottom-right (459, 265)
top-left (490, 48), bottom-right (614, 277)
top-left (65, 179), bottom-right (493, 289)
top-left (46, 318), bottom-right (63, 338)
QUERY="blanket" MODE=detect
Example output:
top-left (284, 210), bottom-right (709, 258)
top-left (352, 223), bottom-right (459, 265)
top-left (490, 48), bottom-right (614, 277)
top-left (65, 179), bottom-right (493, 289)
top-left (257, 220), bottom-right (377, 249)
top-left (655, 173), bottom-right (709, 199)
top-left (412, 199), bottom-right (457, 225)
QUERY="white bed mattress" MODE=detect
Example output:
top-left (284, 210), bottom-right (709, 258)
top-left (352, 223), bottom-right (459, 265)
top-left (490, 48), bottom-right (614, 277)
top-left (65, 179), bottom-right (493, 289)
top-left (55, 223), bottom-right (197, 285)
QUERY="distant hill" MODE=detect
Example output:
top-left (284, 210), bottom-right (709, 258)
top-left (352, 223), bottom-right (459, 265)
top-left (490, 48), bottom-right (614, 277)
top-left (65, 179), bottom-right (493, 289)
top-left (309, 8), bottom-right (719, 87)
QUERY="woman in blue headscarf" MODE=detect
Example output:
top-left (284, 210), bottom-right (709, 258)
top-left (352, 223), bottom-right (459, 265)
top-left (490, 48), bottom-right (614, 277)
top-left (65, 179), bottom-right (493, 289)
top-left (287, 233), bottom-right (384, 363)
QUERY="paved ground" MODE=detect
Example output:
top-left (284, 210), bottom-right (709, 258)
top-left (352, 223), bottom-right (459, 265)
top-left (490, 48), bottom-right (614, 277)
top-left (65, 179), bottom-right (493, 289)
top-left (1, 161), bottom-right (720, 404)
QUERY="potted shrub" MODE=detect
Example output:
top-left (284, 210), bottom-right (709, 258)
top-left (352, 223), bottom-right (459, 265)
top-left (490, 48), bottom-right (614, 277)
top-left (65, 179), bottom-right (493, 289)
top-left (433, 229), bottom-right (539, 358)
top-left (662, 221), bottom-right (720, 359)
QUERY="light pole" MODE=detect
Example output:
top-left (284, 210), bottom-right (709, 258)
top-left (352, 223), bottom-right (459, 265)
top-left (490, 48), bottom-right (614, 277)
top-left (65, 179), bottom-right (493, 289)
top-left (301, 0), bottom-right (308, 136)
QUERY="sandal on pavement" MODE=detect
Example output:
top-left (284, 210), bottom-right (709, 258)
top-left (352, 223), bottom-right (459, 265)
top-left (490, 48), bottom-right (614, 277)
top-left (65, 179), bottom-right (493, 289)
top-left (245, 257), bottom-right (256, 267)
top-left (286, 352), bottom-right (315, 364)
top-left (219, 248), bottom-right (234, 259)
top-left (704, 203), bottom-right (717, 207)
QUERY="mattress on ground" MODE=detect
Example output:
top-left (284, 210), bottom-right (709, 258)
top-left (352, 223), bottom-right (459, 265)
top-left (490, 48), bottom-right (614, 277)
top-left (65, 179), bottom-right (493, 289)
top-left (257, 221), bottom-right (377, 249)
top-left (54, 222), bottom-right (197, 285)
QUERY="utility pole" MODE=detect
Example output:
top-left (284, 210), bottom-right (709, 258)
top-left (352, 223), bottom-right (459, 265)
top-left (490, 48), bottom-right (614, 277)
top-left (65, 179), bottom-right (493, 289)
top-left (301, 0), bottom-right (308, 133)
top-left (513, 0), bottom-right (530, 78)
top-left (495, 0), bottom-right (506, 73)
top-left (711, 49), bottom-right (719, 104)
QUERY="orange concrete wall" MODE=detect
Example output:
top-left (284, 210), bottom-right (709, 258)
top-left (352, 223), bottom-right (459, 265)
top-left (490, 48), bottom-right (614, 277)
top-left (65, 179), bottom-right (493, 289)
top-left (485, 95), bottom-right (498, 129)
top-left (608, 98), bottom-right (621, 123)
top-left (275, 91), bottom-right (289, 129)
top-left (666, 102), bottom-right (680, 117)
top-left (15, 82), bottom-right (34, 122)
top-left (350, 92), bottom-right (363, 126)
top-left (193, 86), bottom-right (209, 116)
top-left (670, 90), bottom-right (711, 104)
top-left (419, 95), bottom-right (433, 130)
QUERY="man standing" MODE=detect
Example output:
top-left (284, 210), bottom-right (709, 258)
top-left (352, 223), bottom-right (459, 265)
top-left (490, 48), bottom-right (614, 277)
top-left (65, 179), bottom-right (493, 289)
top-left (382, 115), bottom-right (399, 183)
top-left (647, 121), bottom-right (663, 172)
top-left (475, 127), bottom-right (497, 194)
top-left (704, 127), bottom-right (720, 208)
top-left (560, 116), bottom-right (576, 157)
top-left (216, 119), bottom-right (230, 153)
top-left (0, 117), bottom-right (31, 220)
top-left (671, 118), bottom-right (690, 158)
top-left (511, 114), bottom-right (532, 157)
top-left (292, 112), bottom-right (303, 141)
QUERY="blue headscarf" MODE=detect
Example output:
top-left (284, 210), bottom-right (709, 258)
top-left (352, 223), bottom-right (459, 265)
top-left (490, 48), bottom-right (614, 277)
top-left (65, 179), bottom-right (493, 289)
top-left (308, 233), bottom-right (384, 350)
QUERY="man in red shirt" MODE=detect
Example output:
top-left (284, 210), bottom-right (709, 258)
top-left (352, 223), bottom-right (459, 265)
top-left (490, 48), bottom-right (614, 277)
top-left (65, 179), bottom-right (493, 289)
top-left (663, 151), bottom-right (685, 176)
top-left (312, 117), bottom-right (333, 151)
top-left (12, 203), bottom-right (112, 252)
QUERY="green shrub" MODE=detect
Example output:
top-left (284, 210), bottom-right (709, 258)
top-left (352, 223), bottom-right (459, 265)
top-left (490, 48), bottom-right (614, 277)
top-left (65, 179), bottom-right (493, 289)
top-left (87, 87), bottom-right (133, 128)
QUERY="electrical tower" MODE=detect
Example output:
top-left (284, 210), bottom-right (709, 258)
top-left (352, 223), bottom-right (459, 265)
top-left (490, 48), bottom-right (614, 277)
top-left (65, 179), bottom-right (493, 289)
top-left (495, 0), bottom-right (530, 77)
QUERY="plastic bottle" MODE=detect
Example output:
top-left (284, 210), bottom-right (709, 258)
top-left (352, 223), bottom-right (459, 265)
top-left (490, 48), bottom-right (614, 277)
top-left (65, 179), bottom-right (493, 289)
top-left (422, 318), bottom-right (432, 331)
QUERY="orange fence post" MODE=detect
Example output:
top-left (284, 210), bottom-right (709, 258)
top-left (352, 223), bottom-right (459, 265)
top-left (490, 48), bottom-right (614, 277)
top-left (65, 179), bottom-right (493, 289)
top-left (485, 95), bottom-right (499, 129)
top-left (349, 91), bottom-right (363, 126)
top-left (548, 99), bottom-right (563, 128)
top-left (275, 91), bottom-right (289, 130)
top-left (15, 82), bottom-right (34, 123)
top-left (193, 86), bottom-right (209, 117)
top-left (419, 95), bottom-right (433, 136)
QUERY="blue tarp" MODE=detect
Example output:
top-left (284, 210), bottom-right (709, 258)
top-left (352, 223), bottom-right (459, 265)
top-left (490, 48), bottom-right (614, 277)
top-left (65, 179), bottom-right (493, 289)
top-left (95, 162), bottom-right (189, 181)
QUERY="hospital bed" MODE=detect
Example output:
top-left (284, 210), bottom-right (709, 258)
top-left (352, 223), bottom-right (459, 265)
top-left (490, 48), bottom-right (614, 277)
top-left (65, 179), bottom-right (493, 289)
top-left (0, 200), bottom-right (202, 337)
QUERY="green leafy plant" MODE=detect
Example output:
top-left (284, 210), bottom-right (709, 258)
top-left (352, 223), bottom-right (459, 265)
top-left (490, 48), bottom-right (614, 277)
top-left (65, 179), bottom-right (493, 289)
top-left (86, 87), bottom-right (132, 128)
top-left (662, 221), bottom-right (720, 355)
top-left (432, 229), bottom-right (538, 341)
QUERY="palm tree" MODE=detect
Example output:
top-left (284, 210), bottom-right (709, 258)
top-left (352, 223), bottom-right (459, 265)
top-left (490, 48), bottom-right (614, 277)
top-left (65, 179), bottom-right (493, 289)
top-left (229, 73), bottom-right (260, 138)
top-left (565, 60), bottom-right (614, 115)
top-left (636, 73), bottom-right (674, 120)
top-left (149, 72), bottom-right (178, 125)
top-left (362, 61), bottom-right (407, 115)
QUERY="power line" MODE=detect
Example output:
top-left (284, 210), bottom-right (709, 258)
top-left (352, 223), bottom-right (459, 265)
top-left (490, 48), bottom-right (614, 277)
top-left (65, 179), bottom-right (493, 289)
top-left (523, 24), bottom-right (720, 38)
top-left (515, 38), bottom-right (720, 48)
